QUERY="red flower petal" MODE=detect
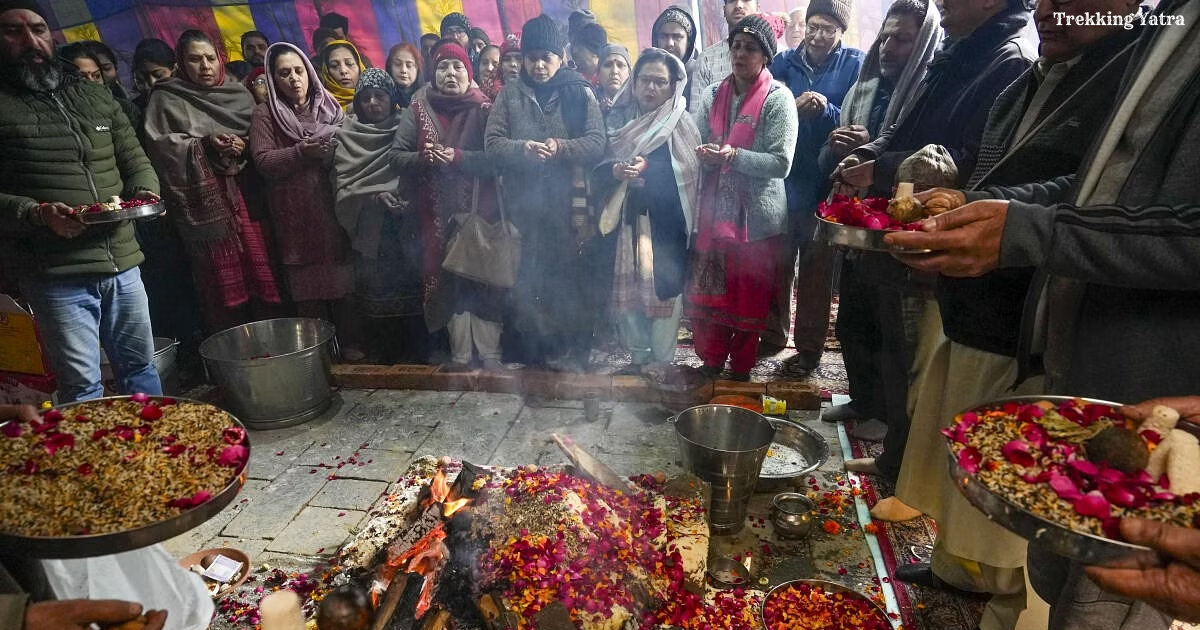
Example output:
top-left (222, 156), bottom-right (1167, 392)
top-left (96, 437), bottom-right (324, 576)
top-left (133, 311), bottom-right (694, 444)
top-left (222, 426), bottom-right (247, 445)
top-left (43, 432), bottom-right (76, 455)
top-left (139, 404), bottom-right (163, 421)
top-left (2, 422), bottom-right (22, 438)
top-left (957, 447), bottom-right (982, 475)
top-left (77, 462), bottom-right (93, 476)
top-left (217, 444), bottom-right (248, 468)
top-left (1074, 491), bottom-right (1112, 518)
top-left (1002, 440), bottom-right (1037, 467)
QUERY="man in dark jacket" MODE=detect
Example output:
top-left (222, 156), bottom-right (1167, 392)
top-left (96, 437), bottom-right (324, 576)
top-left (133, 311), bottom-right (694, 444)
top-left (766, 0), bottom-right (865, 367)
top-left (834, 0), bottom-right (1035, 472)
top-left (0, 0), bottom-right (163, 403)
top-left (877, 0), bottom-right (1143, 627)
top-left (887, 0), bottom-right (1199, 627)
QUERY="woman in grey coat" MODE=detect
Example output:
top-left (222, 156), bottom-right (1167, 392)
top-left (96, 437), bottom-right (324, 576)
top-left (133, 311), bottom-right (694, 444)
top-left (484, 14), bottom-right (606, 371)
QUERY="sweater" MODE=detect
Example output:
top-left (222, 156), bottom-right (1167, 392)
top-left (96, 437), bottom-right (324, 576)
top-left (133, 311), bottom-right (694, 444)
top-left (997, 0), bottom-right (1200, 402)
top-left (938, 27), bottom-right (1141, 357)
top-left (693, 79), bottom-right (799, 241)
top-left (0, 70), bottom-right (159, 279)
top-left (688, 43), bottom-right (730, 112)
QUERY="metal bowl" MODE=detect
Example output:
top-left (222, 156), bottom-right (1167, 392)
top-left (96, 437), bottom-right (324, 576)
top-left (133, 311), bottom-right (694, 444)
top-left (78, 201), bottom-right (165, 224)
top-left (771, 492), bottom-right (816, 539)
top-left (707, 556), bottom-right (753, 589)
top-left (760, 579), bottom-right (890, 629)
top-left (815, 214), bottom-right (932, 253)
top-left (757, 418), bottom-right (830, 492)
top-left (947, 395), bottom-right (1162, 568)
top-left (0, 396), bottom-right (249, 559)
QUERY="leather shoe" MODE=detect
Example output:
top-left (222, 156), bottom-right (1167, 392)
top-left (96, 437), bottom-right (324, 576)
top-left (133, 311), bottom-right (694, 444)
top-left (699, 364), bottom-right (723, 379)
top-left (822, 403), bottom-right (866, 424)
top-left (893, 563), bottom-right (988, 599)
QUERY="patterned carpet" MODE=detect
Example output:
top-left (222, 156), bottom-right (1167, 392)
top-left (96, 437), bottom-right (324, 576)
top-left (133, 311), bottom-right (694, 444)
top-left (849, 437), bottom-right (986, 630)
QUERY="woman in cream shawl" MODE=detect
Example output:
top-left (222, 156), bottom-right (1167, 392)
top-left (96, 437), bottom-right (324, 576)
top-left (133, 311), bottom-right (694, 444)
top-left (144, 29), bottom-right (281, 333)
top-left (592, 48), bottom-right (700, 373)
top-left (333, 69), bottom-right (426, 363)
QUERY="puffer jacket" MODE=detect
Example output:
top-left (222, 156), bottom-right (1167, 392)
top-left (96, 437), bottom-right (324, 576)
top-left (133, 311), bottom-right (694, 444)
top-left (0, 69), bottom-right (159, 279)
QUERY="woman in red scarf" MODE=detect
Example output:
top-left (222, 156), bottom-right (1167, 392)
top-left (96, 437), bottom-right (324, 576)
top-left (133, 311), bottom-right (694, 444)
top-left (143, 29), bottom-right (282, 334)
top-left (390, 41), bottom-right (504, 370)
top-left (688, 15), bottom-right (799, 381)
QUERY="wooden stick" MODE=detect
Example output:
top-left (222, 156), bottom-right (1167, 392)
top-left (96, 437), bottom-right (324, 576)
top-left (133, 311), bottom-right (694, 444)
top-left (550, 433), bottom-right (633, 492)
top-left (370, 574), bottom-right (409, 630)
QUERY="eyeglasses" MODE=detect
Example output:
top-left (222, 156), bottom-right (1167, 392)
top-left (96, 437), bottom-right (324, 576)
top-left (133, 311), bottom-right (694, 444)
top-left (806, 23), bottom-right (840, 36)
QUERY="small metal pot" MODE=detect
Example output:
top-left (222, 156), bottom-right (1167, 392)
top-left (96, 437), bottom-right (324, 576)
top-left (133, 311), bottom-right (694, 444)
top-left (771, 492), bottom-right (816, 539)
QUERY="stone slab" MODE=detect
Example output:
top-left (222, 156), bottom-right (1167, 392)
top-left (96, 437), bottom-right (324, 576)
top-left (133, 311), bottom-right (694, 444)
top-left (221, 466), bottom-right (331, 539)
top-left (310, 479), bottom-right (390, 511)
top-left (265, 506), bottom-right (367, 556)
top-left (319, 447), bottom-right (414, 484)
top-left (161, 479), bottom-right (270, 559)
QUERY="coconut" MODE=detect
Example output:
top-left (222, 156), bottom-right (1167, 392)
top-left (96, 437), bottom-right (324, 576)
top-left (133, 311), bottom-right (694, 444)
top-left (1085, 425), bottom-right (1151, 474)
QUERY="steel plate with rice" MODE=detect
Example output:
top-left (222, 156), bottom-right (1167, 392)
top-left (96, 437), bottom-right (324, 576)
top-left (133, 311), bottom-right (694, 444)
top-left (0, 395), bottom-right (249, 558)
top-left (945, 395), bottom-right (1200, 567)
top-left (760, 579), bottom-right (891, 630)
top-left (78, 200), bottom-right (166, 224)
top-left (815, 215), bottom-right (933, 253)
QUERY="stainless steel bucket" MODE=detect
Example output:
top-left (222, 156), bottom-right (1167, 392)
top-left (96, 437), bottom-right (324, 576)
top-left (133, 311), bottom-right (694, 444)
top-left (673, 404), bottom-right (776, 535)
top-left (199, 318), bottom-right (337, 429)
top-left (100, 336), bottom-right (179, 394)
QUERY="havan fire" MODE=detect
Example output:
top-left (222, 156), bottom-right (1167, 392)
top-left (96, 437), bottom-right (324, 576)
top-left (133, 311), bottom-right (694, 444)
top-left (315, 456), bottom-right (765, 630)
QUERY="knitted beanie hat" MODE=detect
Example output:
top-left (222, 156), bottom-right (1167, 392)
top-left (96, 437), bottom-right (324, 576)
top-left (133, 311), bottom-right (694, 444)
top-left (433, 40), bottom-right (473, 82)
top-left (807, 0), bottom-right (853, 31)
top-left (440, 12), bottom-right (470, 36)
top-left (499, 34), bottom-right (521, 58)
top-left (572, 22), bottom-right (608, 55)
top-left (567, 10), bottom-right (597, 38)
top-left (599, 43), bottom-right (630, 68)
top-left (521, 14), bottom-right (567, 56)
top-left (728, 14), bottom-right (777, 60)
top-left (0, 0), bottom-right (44, 16)
top-left (356, 67), bottom-right (395, 93)
top-left (469, 27), bottom-right (490, 44)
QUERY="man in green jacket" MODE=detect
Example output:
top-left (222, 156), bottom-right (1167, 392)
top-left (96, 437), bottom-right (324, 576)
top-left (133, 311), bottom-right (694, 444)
top-left (0, 0), bottom-right (163, 402)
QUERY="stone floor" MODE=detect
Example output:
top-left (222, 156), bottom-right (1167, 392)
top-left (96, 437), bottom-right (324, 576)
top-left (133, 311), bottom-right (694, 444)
top-left (162, 389), bottom-right (751, 568)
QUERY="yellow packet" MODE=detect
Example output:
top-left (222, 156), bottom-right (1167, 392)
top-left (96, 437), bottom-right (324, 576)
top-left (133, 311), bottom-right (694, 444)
top-left (762, 395), bottom-right (786, 416)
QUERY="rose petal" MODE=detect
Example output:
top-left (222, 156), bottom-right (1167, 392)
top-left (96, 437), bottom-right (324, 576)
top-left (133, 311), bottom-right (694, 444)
top-left (1068, 458), bottom-right (1100, 477)
top-left (1049, 473), bottom-right (1082, 502)
top-left (1002, 440), bottom-right (1037, 467)
top-left (42, 409), bottom-right (63, 422)
top-left (222, 426), bottom-right (246, 445)
top-left (957, 447), bottom-right (982, 475)
top-left (217, 444), bottom-right (248, 468)
top-left (130, 392), bottom-right (150, 403)
top-left (139, 404), bottom-right (163, 421)
top-left (2, 422), bottom-right (22, 438)
top-left (43, 432), bottom-right (75, 455)
top-left (1074, 491), bottom-right (1112, 519)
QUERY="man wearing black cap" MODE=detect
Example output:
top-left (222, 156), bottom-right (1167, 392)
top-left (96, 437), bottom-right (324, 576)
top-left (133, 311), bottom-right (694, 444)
top-left (570, 22), bottom-right (608, 84)
top-left (690, 0), bottom-right (760, 110)
top-left (0, 0), bottom-right (163, 403)
top-left (441, 12), bottom-right (471, 49)
top-left (652, 5), bottom-right (699, 106)
top-left (763, 0), bottom-right (864, 369)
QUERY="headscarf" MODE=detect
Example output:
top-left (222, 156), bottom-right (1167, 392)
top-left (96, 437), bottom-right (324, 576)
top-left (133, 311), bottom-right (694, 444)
top-left (143, 71), bottom-right (255, 245)
top-left (600, 49), bottom-right (700, 235)
top-left (334, 68), bottom-right (401, 258)
top-left (386, 43), bottom-right (423, 109)
top-left (319, 39), bottom-right (367, 109)
top-left (840, 0), bottom-right (943, 131)
top-left (263, 42), bottom-right (345, 143)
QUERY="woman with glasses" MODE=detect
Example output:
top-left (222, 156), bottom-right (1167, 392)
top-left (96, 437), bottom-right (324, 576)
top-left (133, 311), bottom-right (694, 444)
top-left (592, 48), bottom-right (700, 375)
top-left (764, 0), bottom-right (866, 369)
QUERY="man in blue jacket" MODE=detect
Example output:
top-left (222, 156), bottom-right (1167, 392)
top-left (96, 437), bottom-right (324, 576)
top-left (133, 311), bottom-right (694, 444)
top-left (766, 0), bottom-right (864, 367)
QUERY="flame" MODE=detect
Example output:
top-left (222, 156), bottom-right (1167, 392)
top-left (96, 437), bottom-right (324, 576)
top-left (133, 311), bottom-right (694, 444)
top-left (443, 497), bottom-right (471, 517)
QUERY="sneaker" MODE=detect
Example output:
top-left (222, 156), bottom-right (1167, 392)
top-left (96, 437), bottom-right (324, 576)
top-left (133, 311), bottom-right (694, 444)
top-left (821, 402), bottom-right (866, 424)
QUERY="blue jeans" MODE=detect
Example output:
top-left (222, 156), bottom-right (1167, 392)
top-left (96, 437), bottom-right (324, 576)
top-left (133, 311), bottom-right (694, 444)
top-left (21, 267), bottom-right (161, 403)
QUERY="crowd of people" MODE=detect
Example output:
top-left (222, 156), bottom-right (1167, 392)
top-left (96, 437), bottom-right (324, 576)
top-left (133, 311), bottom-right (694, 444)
top-left (1, 0), bottom-right (1199, 627)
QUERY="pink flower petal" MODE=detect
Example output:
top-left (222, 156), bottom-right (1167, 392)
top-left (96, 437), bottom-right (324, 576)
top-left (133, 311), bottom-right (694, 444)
top-left (1002, 440), bottom-right (1038, 467)
top-left (43, 432), bottom-right (75, 455)
top-left (217, 444), bottom-right (248, 468)
top-left (130, 392), bottom-right (150, 403)
top-left (1074, 491), bottom-right (1112, 519)
top-left (1049, 473), bottom-right (1082, 502)
top-left (139, 404), bottom-right (163, 421)
top-left (222, 426), bottom-right (246, 445)
top-left (957, 447), bottom-right (982, 475)
top-left (2, 422), bottom-right (22, 438)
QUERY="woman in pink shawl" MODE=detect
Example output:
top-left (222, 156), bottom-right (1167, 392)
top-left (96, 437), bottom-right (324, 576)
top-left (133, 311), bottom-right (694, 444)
top-left (251, 42), bottom-right (355, 328)
top-left (688, 15), bottom-right (798, 381)
top-left (144, 29), bottom-right (281, 334)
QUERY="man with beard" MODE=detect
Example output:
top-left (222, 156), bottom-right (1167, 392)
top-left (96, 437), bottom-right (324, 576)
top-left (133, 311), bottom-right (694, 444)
top-left (689, 0), bottom-right (760, 110)
top-left (241, 30), bottom-right (269, 68)
top-left (0, 0), bottom-right (163, 403)
top-left (652, 6), bottom-right (699, 106)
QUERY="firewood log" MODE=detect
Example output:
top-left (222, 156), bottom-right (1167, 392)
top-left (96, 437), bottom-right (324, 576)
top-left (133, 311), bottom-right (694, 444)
top-left (478, 592), bottom-right (522, 630)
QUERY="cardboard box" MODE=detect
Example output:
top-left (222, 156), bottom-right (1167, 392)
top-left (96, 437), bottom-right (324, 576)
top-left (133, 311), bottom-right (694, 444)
top-left (0, 294), bottom-right (49, 375)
